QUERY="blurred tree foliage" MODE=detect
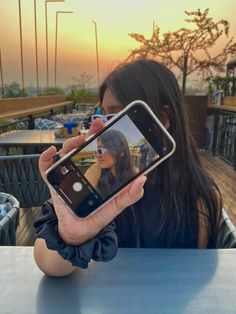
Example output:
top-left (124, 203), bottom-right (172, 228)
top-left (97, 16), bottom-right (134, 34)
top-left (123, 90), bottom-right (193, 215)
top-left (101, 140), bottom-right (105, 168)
top-left (205, 75), bottom-right (236, 96)
top-left (5, 81), bottom-right (27, 98)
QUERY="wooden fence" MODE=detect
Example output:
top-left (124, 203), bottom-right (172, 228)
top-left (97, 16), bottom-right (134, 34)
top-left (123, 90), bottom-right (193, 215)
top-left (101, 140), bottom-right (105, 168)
top-left (0, 95), bottom-right (73, 121)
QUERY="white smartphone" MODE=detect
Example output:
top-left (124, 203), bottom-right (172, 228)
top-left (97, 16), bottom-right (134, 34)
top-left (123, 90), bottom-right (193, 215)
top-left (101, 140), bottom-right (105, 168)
top-left (46, 100), bottom-right (176, 217)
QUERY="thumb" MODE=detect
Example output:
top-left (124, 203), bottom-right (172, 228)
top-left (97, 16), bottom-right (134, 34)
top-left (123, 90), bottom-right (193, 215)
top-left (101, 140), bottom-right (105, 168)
top-left (116, 176), bottom-right (147, 211)
top-left (89, 176), bottom-right (147, 228)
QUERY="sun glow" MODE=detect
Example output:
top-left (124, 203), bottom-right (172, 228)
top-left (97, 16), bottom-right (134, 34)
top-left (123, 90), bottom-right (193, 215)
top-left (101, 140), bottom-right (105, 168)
top-left (0, 0), bottom-right (235, 87)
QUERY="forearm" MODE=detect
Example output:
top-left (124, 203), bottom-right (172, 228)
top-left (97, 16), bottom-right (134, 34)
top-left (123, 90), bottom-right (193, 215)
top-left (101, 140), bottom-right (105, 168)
top-left (33, 201), bottom-right (118, 276)
top-left (34, 238), bottom-right (76, 277)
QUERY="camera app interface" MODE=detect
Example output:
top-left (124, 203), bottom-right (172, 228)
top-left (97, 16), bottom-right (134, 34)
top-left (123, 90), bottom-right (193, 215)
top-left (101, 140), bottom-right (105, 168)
top-left (72, 114), bottom-right (159, 198)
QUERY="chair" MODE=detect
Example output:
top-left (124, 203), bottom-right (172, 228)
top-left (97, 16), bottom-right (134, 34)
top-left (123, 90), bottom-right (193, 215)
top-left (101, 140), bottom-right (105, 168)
top-left (0, 192), bottom-right (20, 245)
top-left (217, 208), bottom-right (236, 248)
top-left (0, 154), bottom-right (50, 208)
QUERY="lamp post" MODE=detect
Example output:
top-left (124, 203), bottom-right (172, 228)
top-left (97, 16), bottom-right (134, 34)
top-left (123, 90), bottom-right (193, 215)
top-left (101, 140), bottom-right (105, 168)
top-left (0, 47), bottom-right (5, 98)
top-left (55, 10), bottom-right (73, 92)
top-left (92, 20), bottom-right (100, 87)
top-left (45, 0), bottom-right (64, 94)
top-left (18, 0), bottom-right (25, 97)
top-left (34, 0), bottom-right (39, 95)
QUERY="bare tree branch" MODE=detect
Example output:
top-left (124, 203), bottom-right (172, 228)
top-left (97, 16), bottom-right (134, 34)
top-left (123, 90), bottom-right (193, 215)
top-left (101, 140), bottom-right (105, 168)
top-left (127, 8), bottom-right (236, 95)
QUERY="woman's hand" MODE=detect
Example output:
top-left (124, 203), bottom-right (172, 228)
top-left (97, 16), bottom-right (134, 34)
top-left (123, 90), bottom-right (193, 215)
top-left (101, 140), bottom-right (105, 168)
top-left (39, 118), bottom-right (146, 246)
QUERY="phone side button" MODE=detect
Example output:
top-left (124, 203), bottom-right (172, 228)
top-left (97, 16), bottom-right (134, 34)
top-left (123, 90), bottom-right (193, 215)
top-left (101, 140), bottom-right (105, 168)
top-left (56, 192), bottom-right (66, 205)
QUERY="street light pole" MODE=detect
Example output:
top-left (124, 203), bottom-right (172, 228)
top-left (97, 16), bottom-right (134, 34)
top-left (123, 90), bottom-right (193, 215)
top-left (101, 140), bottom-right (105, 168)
top-left (18, 0), bottom-right (25, 97)
top-left (55, 11), bottom-right (73, 93)
top-left (34, 0), bottom-right (39, 95)
top-left (92, 20), bottom-right (100, 87)
top-left (45, 0), bottom-right (64, 94)
top-left (0, 47), bottom-right (5, 98)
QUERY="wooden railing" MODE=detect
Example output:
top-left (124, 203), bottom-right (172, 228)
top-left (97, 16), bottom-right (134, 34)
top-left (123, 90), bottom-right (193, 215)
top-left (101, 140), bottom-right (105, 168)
top-left (223, 96), bottom-right (236, 107)
top-left (0, 95), bottom-right (74, 121)
top-left (0, 95), bottom-right (75, 130)
top-left (207, 100), bottom-right (236, 170)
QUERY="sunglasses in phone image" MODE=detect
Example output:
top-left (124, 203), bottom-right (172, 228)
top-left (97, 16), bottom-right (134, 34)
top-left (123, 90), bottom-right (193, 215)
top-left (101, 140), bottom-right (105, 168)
top-left (94, 147), bottom-right (110, 155)
top-left (91, 114), bottom-right (116, 122)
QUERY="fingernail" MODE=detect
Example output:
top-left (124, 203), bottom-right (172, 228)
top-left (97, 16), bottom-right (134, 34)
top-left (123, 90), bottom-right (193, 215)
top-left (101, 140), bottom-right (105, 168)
top-left (46, 145), bottom-right (56, 152)
top-left (44, 145), bottom-right (56, 155)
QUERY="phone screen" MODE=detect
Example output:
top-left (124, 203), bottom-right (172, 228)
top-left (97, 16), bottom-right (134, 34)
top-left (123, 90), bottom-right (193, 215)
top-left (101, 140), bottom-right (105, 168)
top-left (47, 102), bottom-right (175, 217)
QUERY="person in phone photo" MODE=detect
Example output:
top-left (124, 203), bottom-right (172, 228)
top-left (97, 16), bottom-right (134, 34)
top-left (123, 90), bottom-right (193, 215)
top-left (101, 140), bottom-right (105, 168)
top-left (34, 59), bottom-right (222, 277)
top-left (84, 129), bottom-right (137, 199)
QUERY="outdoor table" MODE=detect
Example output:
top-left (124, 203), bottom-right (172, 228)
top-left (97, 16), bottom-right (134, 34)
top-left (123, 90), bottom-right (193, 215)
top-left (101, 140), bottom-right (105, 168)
top-left (0, 130), bottom-right (64, 155)
top-left (53, 114), bottom-right (90, 129)
top-left (1, 247), bottom-right (236, 313)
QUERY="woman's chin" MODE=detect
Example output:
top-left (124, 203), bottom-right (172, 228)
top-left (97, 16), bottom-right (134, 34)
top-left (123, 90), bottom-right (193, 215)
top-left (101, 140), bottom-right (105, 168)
top-left (98, 162), bottom-right (106, 168)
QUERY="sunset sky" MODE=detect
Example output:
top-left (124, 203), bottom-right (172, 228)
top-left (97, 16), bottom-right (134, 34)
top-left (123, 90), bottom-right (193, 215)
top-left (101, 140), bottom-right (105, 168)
top-left (0, 0), bottom-right (236, 88)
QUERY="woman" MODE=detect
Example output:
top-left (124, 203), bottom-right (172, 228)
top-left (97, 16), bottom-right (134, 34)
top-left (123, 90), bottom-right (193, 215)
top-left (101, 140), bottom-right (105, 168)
top-left (85, 129), bottom-right (137, 199)
top-left (34, 59), bottom-right (221, 277)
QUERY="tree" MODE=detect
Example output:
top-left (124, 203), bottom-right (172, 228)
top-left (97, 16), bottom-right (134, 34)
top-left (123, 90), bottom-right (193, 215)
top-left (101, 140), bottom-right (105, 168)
top-left (5, 81), bottom-right (27, 98)
top-left (71, 72), bottom-right (96, 94)
top-left (67, 72), bottom-right (96, 101)
top-left (127, 9), bottom-right (236, 95)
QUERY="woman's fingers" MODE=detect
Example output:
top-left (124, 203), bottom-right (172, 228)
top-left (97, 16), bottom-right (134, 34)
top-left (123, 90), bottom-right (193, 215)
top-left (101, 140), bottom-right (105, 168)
top-left (61, 135), bottom-right (86, 156)
top-left (89, 176), bottom-right (147, 229)
top-left (39, 146), bottom-right (76, 221)
top-left (85, 118), bottom-right (104, 138)
top-left (60, 118), bottom-right (105, 156)
top-left (38, 145), bottom-right (57, 180)
top-left (39, 116), bottom-right (105, 181)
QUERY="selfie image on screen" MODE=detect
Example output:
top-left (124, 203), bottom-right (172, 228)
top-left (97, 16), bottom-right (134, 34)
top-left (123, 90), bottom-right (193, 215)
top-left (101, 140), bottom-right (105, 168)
top-left (71, 115), bottom-right (159, 200)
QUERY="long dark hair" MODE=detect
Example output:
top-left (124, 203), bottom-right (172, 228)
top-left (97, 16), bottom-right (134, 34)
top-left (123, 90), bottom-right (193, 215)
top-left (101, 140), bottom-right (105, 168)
top-left (99, 59), bottom-right (222, 248)
top-left (97, 129), bottom-right (136, 199)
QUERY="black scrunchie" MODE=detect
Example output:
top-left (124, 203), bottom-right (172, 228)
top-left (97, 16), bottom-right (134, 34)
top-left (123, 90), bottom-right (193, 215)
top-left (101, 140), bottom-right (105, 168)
top-left (33, 201), bottom-right (118, 269)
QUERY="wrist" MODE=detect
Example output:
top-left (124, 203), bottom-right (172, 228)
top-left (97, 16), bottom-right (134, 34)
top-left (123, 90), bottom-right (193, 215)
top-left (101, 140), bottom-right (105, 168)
top-left (58, 220), bottom-right (98, 246)
top-left (58, 226), bottom-right (81, 245)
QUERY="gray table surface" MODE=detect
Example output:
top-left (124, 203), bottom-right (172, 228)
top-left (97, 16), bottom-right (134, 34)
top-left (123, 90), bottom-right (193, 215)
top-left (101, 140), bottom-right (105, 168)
top-left (0, 247), bottom-right (236, 314)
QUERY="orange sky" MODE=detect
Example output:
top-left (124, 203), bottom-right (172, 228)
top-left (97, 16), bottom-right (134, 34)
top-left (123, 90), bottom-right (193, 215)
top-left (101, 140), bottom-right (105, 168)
top-left (0, 0), bottom-right (236, 87)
